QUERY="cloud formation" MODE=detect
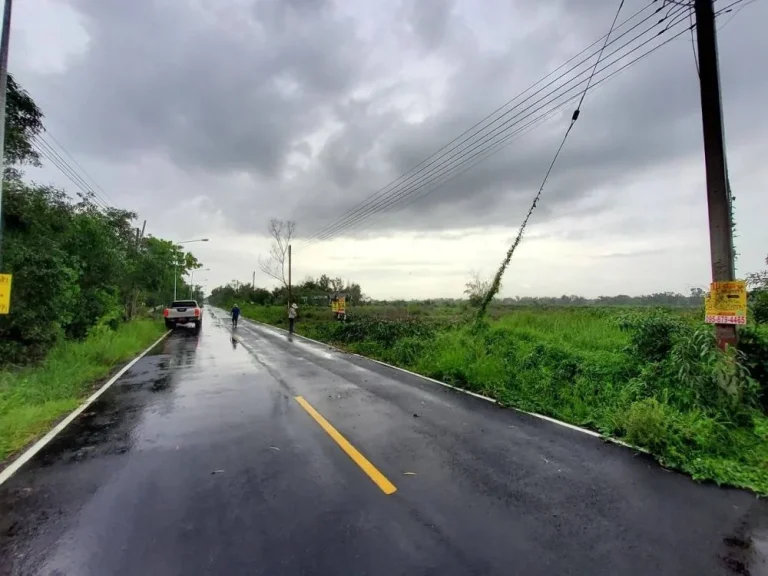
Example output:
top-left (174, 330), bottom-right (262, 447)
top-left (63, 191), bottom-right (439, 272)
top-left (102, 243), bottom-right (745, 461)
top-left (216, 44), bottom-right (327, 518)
top-left (11, 0), bottom-right (768, 296)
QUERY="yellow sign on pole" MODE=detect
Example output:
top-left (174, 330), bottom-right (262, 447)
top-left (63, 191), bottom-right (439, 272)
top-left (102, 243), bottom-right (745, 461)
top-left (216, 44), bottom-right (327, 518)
top-left (705, 280), bottom-right (747, 325)
top-left (0, 274), bottom-right (12, 315)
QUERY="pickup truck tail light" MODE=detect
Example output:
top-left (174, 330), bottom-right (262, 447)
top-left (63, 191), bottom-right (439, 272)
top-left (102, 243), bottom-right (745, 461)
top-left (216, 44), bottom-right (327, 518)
top-left (163, 308), bottom-right (169, 317)
top-left (194, 308), bottom-right (201, 316)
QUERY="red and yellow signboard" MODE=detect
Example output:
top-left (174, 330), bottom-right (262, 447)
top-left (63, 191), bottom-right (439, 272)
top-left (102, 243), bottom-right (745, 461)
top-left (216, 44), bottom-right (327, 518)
top-left (704, 280), bottom-right (747, 325)
top-left (331, 296), bottom-right (346, 315)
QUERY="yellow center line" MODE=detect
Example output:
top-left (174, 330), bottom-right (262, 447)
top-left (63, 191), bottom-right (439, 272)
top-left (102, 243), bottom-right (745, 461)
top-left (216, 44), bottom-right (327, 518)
top-left (294, 396), bottom-right (397, 495)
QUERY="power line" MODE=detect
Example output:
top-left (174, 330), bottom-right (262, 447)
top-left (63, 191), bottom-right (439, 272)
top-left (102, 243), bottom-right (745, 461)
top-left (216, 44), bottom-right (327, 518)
top-left (32, 134), bottom-right (114, 210)
top-left (301, 0), bottom-right (747, 246)
top-left (304, 3), bottom-right (693, 244)
top-left (478, 0), bottom-right (628, 314)
top-left (304, 2), bottom-right (691, 244)
top-left (32, 135), bottom-right (109, 209)
top-left (299, 0), bottom-right (665, 246)
top-left (331, 56), bottom-right (652, 238)
top-left (43, 129), bottom-right (117, 207)
top-left (31, 136), bottom-right (110, 210)
top-left (577, 0), bottom-right (627, 110)
top-left (717, 0), bottom-right (758, 29)
top-left (689, 9), bottom-right (700, 76)
top-left (387, 11), bottom-right (709, 221)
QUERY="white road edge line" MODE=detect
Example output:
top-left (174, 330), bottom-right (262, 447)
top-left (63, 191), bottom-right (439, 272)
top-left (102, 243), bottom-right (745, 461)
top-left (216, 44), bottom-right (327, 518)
top-left (227, 312), bottom-right (611, 442)
top-left (0, 330), bottom-right (172, 487)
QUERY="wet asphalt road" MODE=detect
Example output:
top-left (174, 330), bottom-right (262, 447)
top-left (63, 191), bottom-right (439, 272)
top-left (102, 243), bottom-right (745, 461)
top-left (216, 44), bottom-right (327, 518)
top-left (0, 310), bottom-right (766, 575)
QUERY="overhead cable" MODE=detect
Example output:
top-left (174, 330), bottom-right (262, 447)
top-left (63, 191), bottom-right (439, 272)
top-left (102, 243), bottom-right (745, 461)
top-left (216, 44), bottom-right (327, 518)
top-left (304, 3), bottom-right (692, 244)
top-left (299, 0), bottom-right (666, 245)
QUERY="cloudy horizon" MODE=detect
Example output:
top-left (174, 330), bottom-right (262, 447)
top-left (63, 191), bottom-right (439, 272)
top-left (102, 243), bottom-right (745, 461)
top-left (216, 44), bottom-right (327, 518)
top-left (9, 0), bottom-right (767, 300)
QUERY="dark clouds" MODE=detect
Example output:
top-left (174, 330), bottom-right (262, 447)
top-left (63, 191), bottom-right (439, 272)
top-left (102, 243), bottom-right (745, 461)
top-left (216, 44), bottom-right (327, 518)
top-left (23, 0), bottom-right (768, 239)
top-left (40, 0), bottom-right (367, 179)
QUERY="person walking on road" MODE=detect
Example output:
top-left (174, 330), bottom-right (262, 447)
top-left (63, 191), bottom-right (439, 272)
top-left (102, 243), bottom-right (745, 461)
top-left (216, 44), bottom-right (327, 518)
top-left (288, 303), bottom-right (297, 334)
top-left (231, 304), bottom-right (240, 328)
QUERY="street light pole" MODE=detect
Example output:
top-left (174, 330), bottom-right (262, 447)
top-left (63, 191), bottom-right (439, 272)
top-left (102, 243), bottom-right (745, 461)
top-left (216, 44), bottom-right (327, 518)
top-left (189, 268), bottom-right (209, 298)
top-left (172, 238), bottom-right (209, 302)
top-left (0, 0), bottom-right (15, 271)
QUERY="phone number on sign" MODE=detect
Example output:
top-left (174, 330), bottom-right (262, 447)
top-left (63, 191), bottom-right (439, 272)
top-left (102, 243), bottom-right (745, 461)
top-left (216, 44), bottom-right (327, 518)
top-left (705, 315), bottom-right (746, 325)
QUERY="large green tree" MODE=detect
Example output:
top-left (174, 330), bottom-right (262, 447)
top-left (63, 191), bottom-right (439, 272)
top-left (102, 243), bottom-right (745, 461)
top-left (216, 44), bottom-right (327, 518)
top-left (4, 75), bottom-right (43, 170)
top-left (0, 77), bottom-right (203, 366)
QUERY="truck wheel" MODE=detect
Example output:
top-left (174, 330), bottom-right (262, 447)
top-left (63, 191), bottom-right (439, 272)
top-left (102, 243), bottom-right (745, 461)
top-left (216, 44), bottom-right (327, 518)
top-left (165, 320), bottom-right (174, 330)
top-left (193, 321), bottom-right (202, 335)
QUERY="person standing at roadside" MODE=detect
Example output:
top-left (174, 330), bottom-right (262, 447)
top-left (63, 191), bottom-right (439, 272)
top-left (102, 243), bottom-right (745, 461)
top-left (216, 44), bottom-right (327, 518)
top-left (231, 303), bottom-right (240, 328)
top-left (288, 303), bottom-right (297, 333)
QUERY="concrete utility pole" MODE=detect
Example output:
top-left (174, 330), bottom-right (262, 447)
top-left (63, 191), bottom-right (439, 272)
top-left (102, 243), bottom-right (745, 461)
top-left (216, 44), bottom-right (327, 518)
top-left (694, 0), bottom-right (737, 348)
top-left (252, 270), bottom-right (255, 289)
top-left (287, 245), bottom-right (292, 306)
top-left (0, 0), bottom-right (14, 272)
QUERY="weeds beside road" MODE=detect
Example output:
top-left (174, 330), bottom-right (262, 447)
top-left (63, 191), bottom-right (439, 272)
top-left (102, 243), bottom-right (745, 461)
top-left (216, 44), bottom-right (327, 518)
top-left (0, 320), bottom-right (166, 463)
top-left (233, 303), bottom-right (768, 494)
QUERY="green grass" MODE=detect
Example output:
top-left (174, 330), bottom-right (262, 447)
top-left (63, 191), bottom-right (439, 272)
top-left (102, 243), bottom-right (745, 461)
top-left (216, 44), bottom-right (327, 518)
top-left (0, 319), bottom-right (166, 462)
top-left (231, 303), bottom-right (768, 494)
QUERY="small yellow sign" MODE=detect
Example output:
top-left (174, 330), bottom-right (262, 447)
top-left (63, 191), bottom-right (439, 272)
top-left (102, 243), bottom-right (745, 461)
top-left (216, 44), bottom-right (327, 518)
top-left (0, 274), bottom-right (12, 315)
top-left (705, 280), bottom-right (747, 325)
top-left (331, 297), bottom-right (346, 315)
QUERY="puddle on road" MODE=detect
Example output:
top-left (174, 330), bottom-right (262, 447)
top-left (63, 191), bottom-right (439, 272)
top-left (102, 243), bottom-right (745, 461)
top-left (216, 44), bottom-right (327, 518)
top-left (721, 506), bottom-right (768, 576)
top-left (17, 332), bottom-right (206, 470)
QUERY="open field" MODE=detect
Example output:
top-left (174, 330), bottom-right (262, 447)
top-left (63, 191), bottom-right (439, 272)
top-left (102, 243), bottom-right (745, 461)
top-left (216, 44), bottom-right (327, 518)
top-left (228, 301), bottom-right (768, 494)
top-left (0, 319), bottom-right (166, 463)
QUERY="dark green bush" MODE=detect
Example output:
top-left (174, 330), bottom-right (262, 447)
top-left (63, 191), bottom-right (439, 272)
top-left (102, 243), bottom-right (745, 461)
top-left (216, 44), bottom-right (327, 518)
top-left (617, 309), bottom-right (685, 363)
top-left (738, 324), bottom-right (768, 412)
top-left (749, 289), bottom-right (768, 324)
top-left (333, 316), bottom-right (435, 347)
top-left (624, 398), bottom-right (670, 452)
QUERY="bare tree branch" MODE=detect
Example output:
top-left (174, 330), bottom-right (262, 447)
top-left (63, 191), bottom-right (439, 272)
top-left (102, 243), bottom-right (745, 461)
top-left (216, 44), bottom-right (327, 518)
top-left (258, 219), bottom-right (295, 287)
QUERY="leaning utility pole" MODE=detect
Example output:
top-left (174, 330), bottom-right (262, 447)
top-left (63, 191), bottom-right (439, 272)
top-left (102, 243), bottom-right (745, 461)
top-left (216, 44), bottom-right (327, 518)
top-left (287, 245), bottom-right (292, 306)
top-left (0, 0), bottom-right (14, 271)
top-left (694, 0), bottom-right (737, 348)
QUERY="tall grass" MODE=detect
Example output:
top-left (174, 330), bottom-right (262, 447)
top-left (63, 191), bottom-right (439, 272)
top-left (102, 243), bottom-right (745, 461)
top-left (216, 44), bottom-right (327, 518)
top-left (237, 303), bottom-right (768, 494)
top-left (0, 319), bottom-right (165, 462)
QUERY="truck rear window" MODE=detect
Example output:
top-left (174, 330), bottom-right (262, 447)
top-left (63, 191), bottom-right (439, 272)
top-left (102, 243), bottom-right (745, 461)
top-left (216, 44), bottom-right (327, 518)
top-left (171, 301), bottom-right (197, 308)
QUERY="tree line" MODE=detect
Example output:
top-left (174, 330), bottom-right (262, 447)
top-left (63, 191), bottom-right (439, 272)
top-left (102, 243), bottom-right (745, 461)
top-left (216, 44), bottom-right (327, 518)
top-left (209, 274), bottom-right (364, 308)
top-left (0, 77), bottom-right (202, 366)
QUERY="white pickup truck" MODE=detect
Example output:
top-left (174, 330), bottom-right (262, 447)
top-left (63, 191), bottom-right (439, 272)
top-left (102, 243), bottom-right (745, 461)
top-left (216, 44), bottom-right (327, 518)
top-left (164, 300), bottom-right (203, 333)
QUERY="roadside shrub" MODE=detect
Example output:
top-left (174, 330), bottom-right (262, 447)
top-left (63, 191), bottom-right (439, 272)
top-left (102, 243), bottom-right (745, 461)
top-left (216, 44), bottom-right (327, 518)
top-left (386, 336), bottom-right (429, 367)
top-left (738, 324), bottom-right (768, 412)
top-left (624, 398), bottom-right (670, 452)
top-left (617, 310), bottom-right (685, 363)
top-left (334, 316), bottom-right (435, 347)
top-left (749, 289), bottom-right (768, 324)
top-left (669, 326), bottom-right (759, 416)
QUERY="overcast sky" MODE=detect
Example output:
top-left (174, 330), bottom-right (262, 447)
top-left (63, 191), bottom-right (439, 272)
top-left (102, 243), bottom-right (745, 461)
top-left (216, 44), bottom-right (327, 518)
top-left (9, 0), bottom-right (768, 299)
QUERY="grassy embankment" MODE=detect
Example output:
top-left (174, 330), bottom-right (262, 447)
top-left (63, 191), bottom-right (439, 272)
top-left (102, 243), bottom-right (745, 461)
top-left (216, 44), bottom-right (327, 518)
top-left (0, 320), bottom-right (166, 462)
top-left (234, 302), bottom-right (768, 494)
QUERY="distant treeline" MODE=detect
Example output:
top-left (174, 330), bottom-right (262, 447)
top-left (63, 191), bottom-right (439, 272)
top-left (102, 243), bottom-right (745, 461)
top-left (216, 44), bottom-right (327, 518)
top-left (370, 290), bottom-right (710, 308)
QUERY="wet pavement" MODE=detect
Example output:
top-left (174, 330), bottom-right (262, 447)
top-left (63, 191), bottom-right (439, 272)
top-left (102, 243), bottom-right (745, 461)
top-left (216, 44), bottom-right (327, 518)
top-left (0, 309), bottom-right (766, 575)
